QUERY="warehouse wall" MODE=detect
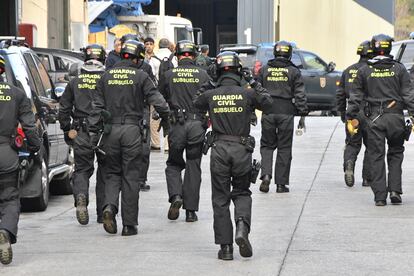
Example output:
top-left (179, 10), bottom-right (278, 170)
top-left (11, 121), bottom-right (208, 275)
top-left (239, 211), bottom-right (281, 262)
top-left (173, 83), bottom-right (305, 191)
top-left (277, 0), bottom-right (394, 69)
top-left (237, 0), bottom-right (274, 45)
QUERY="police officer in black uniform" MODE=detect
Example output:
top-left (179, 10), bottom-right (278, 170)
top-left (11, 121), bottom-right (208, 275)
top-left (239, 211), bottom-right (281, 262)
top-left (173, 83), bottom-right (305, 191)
top-left (194, 51), bottom-right (272, 260)
top-left (111, 34), bottom-right (155, 192)
top-left (59, 44), bottom-right (106, 225)
top-left (94, 40), bottom-right (170, 236)
top-left (336, 41), bottom-right (373, 187)
top-left (347, 34), bottom-right (414, 206)
top-left (159, 40), bottom-right (209, 222)
top-left (0, 55), bottom-right (40, 265)
top-left (257, 41), bottom-right (308, 194)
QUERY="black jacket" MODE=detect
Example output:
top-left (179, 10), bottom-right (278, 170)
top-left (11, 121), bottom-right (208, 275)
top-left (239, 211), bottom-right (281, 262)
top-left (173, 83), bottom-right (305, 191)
top-left (58, 60), bottom-right (105, 131)
top-left (105, 50), bottom-right (121, 70)
top-left (347, 56), bottom-right (414, 118)
top-left (94, 59), bottom-right (169, 125)
top-left (194, 73), bottom-right (273, 137)
top-left (257, 58), bottom-right (307, 115)
top-left (336, 58), bottom-right (368, 112)
top-left (160, 59), bottom-right (209, 113)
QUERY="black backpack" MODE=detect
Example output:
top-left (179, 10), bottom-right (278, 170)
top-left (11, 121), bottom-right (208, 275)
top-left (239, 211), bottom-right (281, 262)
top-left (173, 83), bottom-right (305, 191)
top-left (154, 53), bottom-right (175, 81)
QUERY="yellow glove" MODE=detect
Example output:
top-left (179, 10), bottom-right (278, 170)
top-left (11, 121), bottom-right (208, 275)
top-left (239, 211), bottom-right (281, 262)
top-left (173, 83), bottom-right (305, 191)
top-left (347, 119), bottom-right (359, 136)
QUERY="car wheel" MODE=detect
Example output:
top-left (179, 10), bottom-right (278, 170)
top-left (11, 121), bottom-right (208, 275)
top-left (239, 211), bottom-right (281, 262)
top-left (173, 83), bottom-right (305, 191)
top-left (21, 151), bottom-right (49, 212)
top-left (50, 147), bottom-right (74, 195)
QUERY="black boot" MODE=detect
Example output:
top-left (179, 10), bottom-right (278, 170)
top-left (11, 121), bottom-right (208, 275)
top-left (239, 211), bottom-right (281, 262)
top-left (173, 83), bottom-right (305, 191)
top-left (218, 244), bottom-right (233, 260)
top-left (390, 192), bottom-right (402, 204)
top-left (97, 215), bottom-right (103, 224)
top-left (185, 210), bottom-right (198, 222)
top-left (235, 218), bottom-right (253, 258)
top-left (276, 184), bottom-right (289, 193)
top-left (103, 205), bottom-right (117, 234)
top-left (121, 225), bottom-right (138, 236)
top-left (260, 175), bottom-right (271, 193)
top-left (139, 182), bottom-right (151, 192)
top-left (168, 195), bottom-right (183, 220)
top-left (375, 200), bottom-right (387, 206)
top-left (75, 194), bottom-right (89, 225)
top-left (344, 160), bottom-right (355, 187)
top-left (0, 230), bottom-right (12, 265)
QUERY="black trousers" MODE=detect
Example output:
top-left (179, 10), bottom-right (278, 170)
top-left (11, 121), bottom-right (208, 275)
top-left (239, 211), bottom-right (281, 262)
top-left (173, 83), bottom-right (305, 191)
top-left (72, 129), bottom-right (95, 205)
top-left (165, 119), bottom-right (205, 211)
top-left (102, 124), bottom-right (142, 226)
top-left (343, 112), bottom-right (371, 181)
top-left (138, 110), bottom-right (151, 184)
top-left (0, 170), bottom-right (19, 244)
top-left (260, 114), bottom-right (294, 185)
top-left (210, 140), bottom-right (252, 245)
top-left (365, 113), bottom-right (405, 201)
top-left (95, 153), bottom-right (105, 218)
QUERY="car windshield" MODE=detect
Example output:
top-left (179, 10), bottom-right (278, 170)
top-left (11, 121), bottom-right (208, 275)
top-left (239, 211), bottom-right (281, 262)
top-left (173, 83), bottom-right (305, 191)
top-left (397, 43), bottom-right (414, 69)
top-left (174, 27), bottom-right (192, 42)
top-left (4, 52), bottom-right (32, 98)
top-left (391, 43), bottom-right (401, 59)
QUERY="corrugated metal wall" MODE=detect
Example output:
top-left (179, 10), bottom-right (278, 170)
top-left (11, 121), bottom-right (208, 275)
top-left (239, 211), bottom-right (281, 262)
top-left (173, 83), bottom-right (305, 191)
top-left (237, 0), bottom-right (274, 44)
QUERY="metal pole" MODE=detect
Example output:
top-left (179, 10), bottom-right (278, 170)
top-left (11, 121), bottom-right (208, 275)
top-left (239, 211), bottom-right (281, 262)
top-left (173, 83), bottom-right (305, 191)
top-left (159, 0), bottom-right (165, 39)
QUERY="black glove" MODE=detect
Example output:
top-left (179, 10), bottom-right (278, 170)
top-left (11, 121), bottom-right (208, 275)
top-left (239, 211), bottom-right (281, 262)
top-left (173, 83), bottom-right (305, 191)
top-left (340, 112), bottom-right (346, 123)
top-left (158, 117), bottom-right (170, 137)
top-left (30, 150), bottom-right (42, 165)
top-left (250, 112), bottom-right (257, 126)
top-left (152, 111), bottom-right (160, 120)
top-left (64, 131), bottom-right (73, 146)
top-left (297, 109), bottom-right (309, 117)
top-left (241, 68), bottom-right (256, 86)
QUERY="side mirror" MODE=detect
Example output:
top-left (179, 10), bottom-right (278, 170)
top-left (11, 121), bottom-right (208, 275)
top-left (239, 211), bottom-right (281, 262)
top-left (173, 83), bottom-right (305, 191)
top-left (327, 62), bottom-right (336, 72)
top-left (197, 32), bottom-right (203, 45)
top-left (69, 63), bottom-right (79, 77)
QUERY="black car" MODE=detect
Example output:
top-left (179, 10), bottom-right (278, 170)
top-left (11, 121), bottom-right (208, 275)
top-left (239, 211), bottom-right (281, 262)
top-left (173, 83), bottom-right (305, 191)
top-left (220, 43), bottom-right (342, 112)
top-left (33, 47), bottom-right (84, 88)
top-left (0, 42), bottom-right (74, 211)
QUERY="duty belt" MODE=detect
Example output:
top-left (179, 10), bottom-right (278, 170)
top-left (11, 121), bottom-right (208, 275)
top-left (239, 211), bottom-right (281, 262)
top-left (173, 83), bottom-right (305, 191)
top-left (111, 115), bottom-right (141, 125)
top-left (369, 101), bottom-right (404, 114)
top-left (184, 111), bottom-right (204, 121)
top-left (215, 134), bottom-right (250, 145)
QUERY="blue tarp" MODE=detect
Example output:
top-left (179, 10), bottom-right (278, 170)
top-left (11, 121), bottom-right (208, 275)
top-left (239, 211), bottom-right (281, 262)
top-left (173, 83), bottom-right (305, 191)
top-left (88, 0), bottom-right (152, 33)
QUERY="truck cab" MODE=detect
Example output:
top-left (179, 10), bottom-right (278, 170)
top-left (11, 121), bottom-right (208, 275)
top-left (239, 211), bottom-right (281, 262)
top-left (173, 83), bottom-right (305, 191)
top-left (117, 15), bottom-right (195, 44)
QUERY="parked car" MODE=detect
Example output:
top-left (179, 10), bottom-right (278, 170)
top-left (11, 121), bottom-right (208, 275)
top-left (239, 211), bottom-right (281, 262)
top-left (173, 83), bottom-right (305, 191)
top-left (32, 47), bottom-right (84, 88)
top-left (391, 39), bottom-right (414, 71)
top-left (0, 41), bottom-right (74, 212)
top-left (220, 43), bottom-right (342, 112)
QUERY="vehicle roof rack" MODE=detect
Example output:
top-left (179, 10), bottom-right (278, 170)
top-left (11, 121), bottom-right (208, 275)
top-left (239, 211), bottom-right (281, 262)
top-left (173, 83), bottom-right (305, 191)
top-left (0, 36), bottom-right (28, 49)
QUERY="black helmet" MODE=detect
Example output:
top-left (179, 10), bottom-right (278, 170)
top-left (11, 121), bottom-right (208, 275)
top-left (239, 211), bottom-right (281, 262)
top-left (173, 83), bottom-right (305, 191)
top-left (274, 41), bottom-right (293, 59)
top-left (175, 40), bottom-right (197, 57)
top-left (0, 55), bottom-right (5, 74)
top-left (356, 40), bottom-right (373, 57)
top-left (215, 51), bottom-right (242, 72)
top-left (120, 40), bottom-right (146, 60)
top-left (371, 34), bottom-right (393, 56)
top-left (84, 44), bottom-right (106, 63)
top-left (120, 33), bottom-right (140, 44)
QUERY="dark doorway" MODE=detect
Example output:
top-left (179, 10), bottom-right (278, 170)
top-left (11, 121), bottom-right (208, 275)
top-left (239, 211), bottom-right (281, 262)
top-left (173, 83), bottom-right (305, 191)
top-left (0, 0), bottom-right (18, 36)
top-left (144, 0), bottom-right (237, 56)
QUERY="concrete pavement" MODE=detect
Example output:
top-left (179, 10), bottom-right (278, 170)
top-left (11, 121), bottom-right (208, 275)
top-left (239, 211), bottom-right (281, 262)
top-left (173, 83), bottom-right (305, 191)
top-left (3, 117), bottom-right (414, 275)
